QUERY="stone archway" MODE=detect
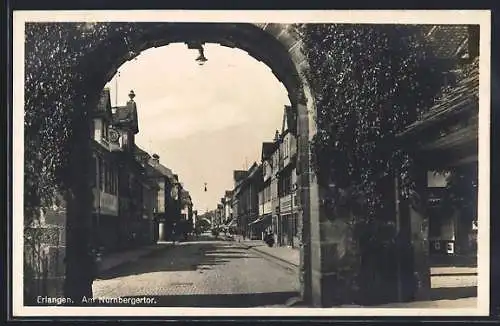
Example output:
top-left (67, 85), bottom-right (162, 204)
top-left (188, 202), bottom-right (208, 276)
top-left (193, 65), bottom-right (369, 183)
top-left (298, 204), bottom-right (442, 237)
top-left (24, 22), bottom-right (328, 306)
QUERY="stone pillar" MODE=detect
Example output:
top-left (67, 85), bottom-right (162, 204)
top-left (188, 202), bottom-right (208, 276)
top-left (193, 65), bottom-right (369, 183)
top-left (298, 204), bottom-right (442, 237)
top-left (64, 100), bottom-right (95, 303)
top-left (296, 101), bottom-right (312, 304)
top-left (298, 95), bottom-right (362, 307)
top-left (308, 182), bottom-right (361, 307)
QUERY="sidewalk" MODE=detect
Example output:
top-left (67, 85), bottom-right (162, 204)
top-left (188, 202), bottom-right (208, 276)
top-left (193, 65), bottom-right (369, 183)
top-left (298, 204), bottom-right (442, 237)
top-left (227, 237), bottom-right (477, 309)
top-left (227, 235), bottom-right (300, 270)
top-left (97, 241), bottom-right (172, 273)
top-left (228, 236), bottom-right (477, 276)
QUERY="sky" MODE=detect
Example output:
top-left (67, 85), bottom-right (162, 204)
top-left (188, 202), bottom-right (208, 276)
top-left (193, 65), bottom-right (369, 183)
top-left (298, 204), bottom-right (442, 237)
top-left (104, 43), bottom-right (290, 214)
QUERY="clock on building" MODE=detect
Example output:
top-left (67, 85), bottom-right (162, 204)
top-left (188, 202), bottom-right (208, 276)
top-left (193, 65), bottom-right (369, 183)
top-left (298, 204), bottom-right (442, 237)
top-left (109, 128), bottom-right (120, 142)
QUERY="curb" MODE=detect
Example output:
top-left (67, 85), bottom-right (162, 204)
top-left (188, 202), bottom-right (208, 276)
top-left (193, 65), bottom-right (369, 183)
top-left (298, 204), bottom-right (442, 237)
top-left (231, 240), bottom-right (299, 273)
top-left (251, 247), bottom-right (299, 273)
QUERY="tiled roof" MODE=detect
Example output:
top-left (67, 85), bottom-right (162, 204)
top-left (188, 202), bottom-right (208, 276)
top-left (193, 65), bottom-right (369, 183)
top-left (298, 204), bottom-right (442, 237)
top-left (399, 56), bottom-right (479, 136)
top-left (425, 25), bottom-right (470, 59)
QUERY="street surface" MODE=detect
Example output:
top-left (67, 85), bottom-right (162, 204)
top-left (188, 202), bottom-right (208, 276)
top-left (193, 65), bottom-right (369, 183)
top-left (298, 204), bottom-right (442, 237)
top-left (92, 234), bottom-right (477, 308)
top-left (92, 234), bottom-right (299, 307)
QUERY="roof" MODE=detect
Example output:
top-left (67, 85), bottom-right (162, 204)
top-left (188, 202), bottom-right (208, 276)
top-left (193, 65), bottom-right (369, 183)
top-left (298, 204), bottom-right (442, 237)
top-left (233, 170), bottom-right (248, 184)
top-left (247, 162), bottom-right (261, 179)
top-left (134, 145), bottom-right (151, 161)
top-left (181, 189), bottom-right (191, 200)
top-left (148, 157), bottom-right (175, 180)
top-left (225, 190), bottom-right (233, 198)
top-left (112, 99), bottom-right (139, 134)
top-left (281, 105), bottom-right (297, 135)
top-left (425, 25), bottom-right (470, 59)
top-left (261, 142), bottom-right (277, 160)
top-left (94, 88), bottom-right (113, 121)
top-left (399, 56), bottom-right (479, 138)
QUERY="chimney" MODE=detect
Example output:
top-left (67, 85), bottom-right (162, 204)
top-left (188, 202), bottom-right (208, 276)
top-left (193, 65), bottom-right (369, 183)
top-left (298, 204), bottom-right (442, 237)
top-left (151, 153), bottom-right (160, 166)
top-left (274, 130), bottom-right (280, 142)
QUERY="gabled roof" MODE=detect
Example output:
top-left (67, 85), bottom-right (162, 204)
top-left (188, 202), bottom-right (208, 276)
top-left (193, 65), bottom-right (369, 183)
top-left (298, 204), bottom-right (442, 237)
top-left (94, 88), bottom-right (113, 121)
top-left (112, 99), bottom-right (139, 134)
top-left (261, 142), bottom-right (277, 161)
top-left (281, 105), bottom-right (297, 135)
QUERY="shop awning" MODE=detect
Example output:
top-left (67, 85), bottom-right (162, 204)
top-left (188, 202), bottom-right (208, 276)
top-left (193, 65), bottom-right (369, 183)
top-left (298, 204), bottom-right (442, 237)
top-left (248, 214), bottom-right (271, 226)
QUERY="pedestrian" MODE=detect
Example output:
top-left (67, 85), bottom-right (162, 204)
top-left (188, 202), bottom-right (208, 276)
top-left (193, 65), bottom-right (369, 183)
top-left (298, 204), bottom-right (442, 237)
top-left (264, 230), bottom-right (275, 247)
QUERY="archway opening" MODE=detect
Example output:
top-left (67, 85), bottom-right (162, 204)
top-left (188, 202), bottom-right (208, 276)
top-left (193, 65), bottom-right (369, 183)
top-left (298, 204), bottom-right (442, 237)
top-left (39, 22), bottom-right (315, 306)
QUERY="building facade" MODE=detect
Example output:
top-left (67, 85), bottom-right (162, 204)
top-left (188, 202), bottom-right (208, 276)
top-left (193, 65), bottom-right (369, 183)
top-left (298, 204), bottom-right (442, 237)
top-left (254, 142), bottom-right (276, 240)
top-left (276, 105), bottom-right (299, 248)
top-left (148, 154), bottom-right (173, 241)
top-left (89, 88), bottom-right (159, 252)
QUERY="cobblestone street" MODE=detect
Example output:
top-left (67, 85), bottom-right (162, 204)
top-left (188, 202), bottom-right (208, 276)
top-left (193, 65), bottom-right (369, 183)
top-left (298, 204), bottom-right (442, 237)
top-left (92, 235), bottom-right (299, 307)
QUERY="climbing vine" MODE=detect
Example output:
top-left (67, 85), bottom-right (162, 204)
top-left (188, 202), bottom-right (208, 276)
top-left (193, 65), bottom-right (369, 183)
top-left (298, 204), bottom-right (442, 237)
top-left (24, 22), bottom-right (152, 225)
top-left (300, 24), bottom-right (452, 223)
top-left (298, 24), bottom-right (458, 303)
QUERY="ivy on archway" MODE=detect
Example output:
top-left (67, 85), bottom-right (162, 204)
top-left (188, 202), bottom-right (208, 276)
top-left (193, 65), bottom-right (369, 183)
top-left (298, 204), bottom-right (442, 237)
top-left (24, 22), bottom-right (151, 225)
top-left (298, 24), bottom-right (456, 302)
top-left (300, 24), bottom-right (451, 224)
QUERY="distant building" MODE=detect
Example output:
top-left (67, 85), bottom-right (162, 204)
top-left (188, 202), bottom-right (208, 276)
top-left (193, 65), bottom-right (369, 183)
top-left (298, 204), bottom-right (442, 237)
top-left (253, 142), bottom-right (277, 240)
top-left (276, 105), bottom-right (299, 248)
top-left (148, 154), bottom-right (180, 241)
top-left (248, 105), bottom-right (300, 247)
top-left (111, 90), bottom-right (158, 248)
top-left (91, 88), bottom-right (120, 251)
top-left (222, 190), bottom-right (233, 224)
top-left (232, 164), bottom-right (262, 239)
